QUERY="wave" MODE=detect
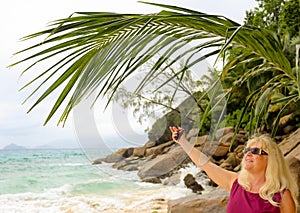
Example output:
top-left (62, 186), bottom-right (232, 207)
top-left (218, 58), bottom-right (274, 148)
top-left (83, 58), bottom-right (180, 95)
top-left (0, 182), bottom-right (194, 213)
top-left (0, 150), bottom-right (213, 212)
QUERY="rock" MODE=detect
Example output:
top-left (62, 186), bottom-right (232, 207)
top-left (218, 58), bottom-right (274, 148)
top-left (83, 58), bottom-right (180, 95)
top-left (220, 153), bottom-right (239, 171)
top-left (219, 132), bottom-right (234, 144)
top-left (186, 128), bottom-right (200, 140)
top-left (283, 125), bottom-right (296, 134)
top-left (168, 187), bottom-right (229, 213)
top-left (215, 127), bottom-right (234, 140)
top-left (143, 177), bottom-right (162, 184)
top-left (184, 174), bottom-right (204, 194)
top-left (234, 133), bottom-right (248, 144)
top-left (112, 158), bottom-right (139, 171)
top-left (92, 158), bottom-right (102, 164)
top-left (138, 146), bottom-right (187, 182)
top-left (122, 147), bottom-right (134, 157)
top-left (284, 144), bottom-right (300, 204)
top-left (161, 173), bottom-right (181, 185)
top-left (279, 128), bottom-right (300, 205)
top-left (279, 128), bottom-right (300, 156)
top-left (98, 147), bottom-right (134, 163)
top-left (238, 130), bottom-right (248, 135)
top-left (207, 179), bottom-right (218, 187)
top-left (200, 142), bottom-right (229, 159)
top-left (133, 147), bottom-right (146, 157)
top-left (99, 152), bottom-right (124, 163)
top-left (219, 133), bottom-right (246, 150)
top-left (122, 165), bottom-right (139, 171)
top-left (190, 135), bottom-right (210, 147)
top-left (234, 145), bottom-right (245, 159)
top-left (144, 141), bottom-right (156, 148)
top-left (103, 148), bottom-right (134, 163)
top-left (145, 141), bottom-right (174, 157)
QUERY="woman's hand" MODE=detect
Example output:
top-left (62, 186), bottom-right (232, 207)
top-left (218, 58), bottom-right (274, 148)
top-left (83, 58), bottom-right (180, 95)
top-left (169, 126), bottom-right (186, 143)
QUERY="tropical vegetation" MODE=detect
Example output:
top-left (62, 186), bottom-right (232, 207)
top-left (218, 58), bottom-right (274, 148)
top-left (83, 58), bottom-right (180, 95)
top-left (10, 1), bottom-right (300, 142)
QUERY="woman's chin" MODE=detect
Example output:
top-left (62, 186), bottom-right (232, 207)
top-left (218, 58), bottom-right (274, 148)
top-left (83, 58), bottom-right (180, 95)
top-left (243, 162), bottom-right (253, 170)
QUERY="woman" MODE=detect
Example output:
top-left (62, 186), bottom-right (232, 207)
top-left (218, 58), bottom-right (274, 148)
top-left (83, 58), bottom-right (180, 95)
top-left (169, 126), bottom-right (298, 213)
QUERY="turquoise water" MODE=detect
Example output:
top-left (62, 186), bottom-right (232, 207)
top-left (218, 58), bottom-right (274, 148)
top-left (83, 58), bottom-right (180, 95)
top-left (0, 149), bottom-right (103, 195)
top-left (0, 149), bottom-right (196, 212)
top-left (0, 149), bottom-right (144, 195)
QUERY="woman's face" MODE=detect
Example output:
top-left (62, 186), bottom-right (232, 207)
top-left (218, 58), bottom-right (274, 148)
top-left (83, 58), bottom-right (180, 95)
top-left (243, 142), bottom-right (268, 174)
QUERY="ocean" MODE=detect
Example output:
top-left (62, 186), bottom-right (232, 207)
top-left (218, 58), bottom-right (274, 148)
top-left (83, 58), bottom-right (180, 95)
top-left (0, 149), bottom-right (207, 213)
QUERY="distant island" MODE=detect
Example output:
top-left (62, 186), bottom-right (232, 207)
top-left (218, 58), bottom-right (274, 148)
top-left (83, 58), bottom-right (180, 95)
top-left (1, 140), bottom-right (81, 150)
top-left (2, 143), bottom-right (27, 150)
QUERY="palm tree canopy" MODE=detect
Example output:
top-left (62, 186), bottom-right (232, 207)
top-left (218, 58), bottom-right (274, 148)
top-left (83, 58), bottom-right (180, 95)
top-left (10, 2), bottom-right (296, 130)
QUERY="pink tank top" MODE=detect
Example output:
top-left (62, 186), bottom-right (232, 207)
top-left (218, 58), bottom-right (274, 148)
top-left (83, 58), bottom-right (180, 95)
top-left (227, 179), bottom-right (282, 213)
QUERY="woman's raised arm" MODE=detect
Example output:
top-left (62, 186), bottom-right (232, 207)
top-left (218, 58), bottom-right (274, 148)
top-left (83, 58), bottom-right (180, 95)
top-left (169, 126), bottom-right (238, 191)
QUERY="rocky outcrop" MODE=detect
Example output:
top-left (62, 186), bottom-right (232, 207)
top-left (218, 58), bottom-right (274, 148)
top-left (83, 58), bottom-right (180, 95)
top-left (93, 126), bottom-right (300, 212)
top-left (168, 187), bottom-right (229, 213)
top-left (278, 128), bottom-right (300, 206)
top-left (92, 147), bottom-right (134, 164)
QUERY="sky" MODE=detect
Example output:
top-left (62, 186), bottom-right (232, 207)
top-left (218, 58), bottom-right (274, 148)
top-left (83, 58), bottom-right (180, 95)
top-left (0, 0), bottom-right (258, 150)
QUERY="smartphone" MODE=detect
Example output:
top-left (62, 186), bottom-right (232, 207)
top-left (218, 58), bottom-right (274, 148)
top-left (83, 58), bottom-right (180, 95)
top-left (175, 129), bottom-right (185, 140)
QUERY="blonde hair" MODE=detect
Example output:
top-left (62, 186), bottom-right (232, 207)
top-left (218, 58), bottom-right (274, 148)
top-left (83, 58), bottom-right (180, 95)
top-left (238, 135), bottom-right (298, 207)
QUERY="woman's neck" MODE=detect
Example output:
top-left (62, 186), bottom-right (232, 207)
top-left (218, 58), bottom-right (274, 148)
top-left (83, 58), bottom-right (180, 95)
top-left (247, 173), bottom-right (266, 193)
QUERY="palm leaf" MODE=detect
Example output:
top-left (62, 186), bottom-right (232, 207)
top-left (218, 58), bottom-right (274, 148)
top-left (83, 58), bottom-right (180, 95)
top-left (10, 2), bottom-right (296, 130)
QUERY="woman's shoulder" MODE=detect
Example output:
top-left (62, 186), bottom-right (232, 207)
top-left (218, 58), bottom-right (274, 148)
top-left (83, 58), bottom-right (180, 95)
top-left (229, 176), bottom-right (239, 191)
top-left (280, 189), bottom-right (296, 212)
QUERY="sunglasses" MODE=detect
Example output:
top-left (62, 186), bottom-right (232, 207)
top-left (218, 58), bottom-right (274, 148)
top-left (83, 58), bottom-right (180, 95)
top-left (243, 147), bottom-right (268, 155)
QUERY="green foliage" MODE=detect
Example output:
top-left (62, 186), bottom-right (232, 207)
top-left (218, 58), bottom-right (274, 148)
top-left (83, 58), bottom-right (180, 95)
top-left (9, 1), bottom-right (300, 143)
top-left (245, 0), bottom-right (300, 65)
top-left (224, 109), bottom-right (248, 128)
top-left (279, 0), bottom-right (300, 39)
top-left (244, 0), bottom-right (300, 38)
top-left (245, 0), bottom-right (283, 31)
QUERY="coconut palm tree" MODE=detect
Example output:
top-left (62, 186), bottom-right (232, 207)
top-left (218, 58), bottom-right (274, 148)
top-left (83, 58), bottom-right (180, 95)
top-left (10, 2), bottom-right (299, 138)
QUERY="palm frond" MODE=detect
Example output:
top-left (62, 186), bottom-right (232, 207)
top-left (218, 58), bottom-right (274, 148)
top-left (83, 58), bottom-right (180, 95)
top-left (10, 2), bottom-right (296, 130)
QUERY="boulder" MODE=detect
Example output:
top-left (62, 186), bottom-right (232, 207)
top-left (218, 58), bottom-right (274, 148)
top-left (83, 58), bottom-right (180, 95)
top-left (144, 140), bottom-right (156, 148)
top-left (215, 127), bottom-right (234, 140)
top-left (186, 128), bottom-right (200, 140)
top-left (184, 174), bottom-right (204, 194)
top-left (91, 158), bottom-right (102, 164)
top-left (279, 128), bottom-right (300, 206)
top-left (219, 133), bottom-right (246, 150)
top-left (168, 187), bottom-right (229, 213)
top-left (234, 145), bottom-right (245, 159)
top-left (98, 147), bottom-right (134, 163)
top-left (279, 128), bottom-right (300, 156)
top-left (98, 152), bottom-right (124, 163)
top-left (133, 146), bottom-right (146, 157)
top-left (190, 135), bottom-right (210, 147)
top-left (285, 144), bottom-right (300, 205)
top-left (200, 142), bottom-right (229, 159)
top-left (112, 157), bottom-right (140, 171)
top-left (219, 132), bottom-right (234, 144)
top-left (161, 173), bottom-right (181, 186)
top-left (145, 140), bottom-right (174, 157)
top-left (138, 146), bottom-right (187, 182)
top-left (220, 153), bottom-right (239, 171)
